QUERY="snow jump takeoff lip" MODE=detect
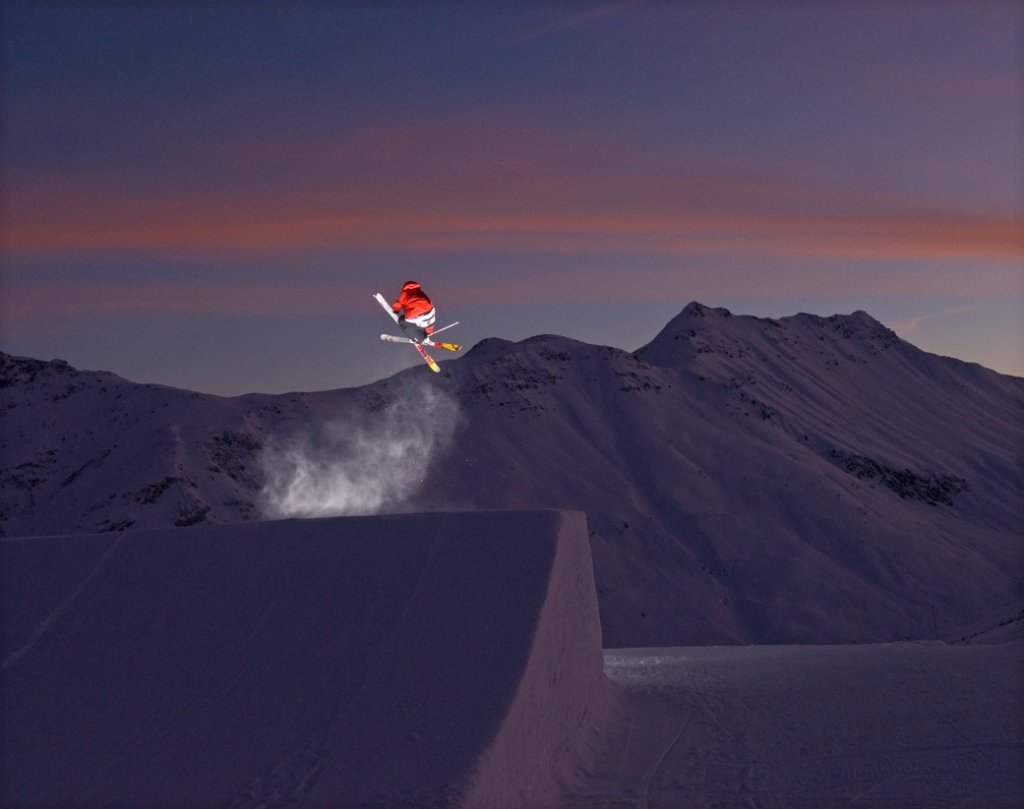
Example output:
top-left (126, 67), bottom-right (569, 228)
top-left (1, 511), bottom-right (608, 807)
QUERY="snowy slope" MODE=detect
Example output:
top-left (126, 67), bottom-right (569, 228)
top-left (0, 354), bottom-right (273, 533)
top-left (0, 353), bottom-right (458, 536)
top-left (2, 302), bottom-right (1021, 645)
top-left (422, 303), bottom-right (1024, 645)
top-left (566, 642), bottom-right (1024, 808)
top-left (2, 510), bottom-right (607, 808)
top-left (4, 510), bottom-right (1019, 808)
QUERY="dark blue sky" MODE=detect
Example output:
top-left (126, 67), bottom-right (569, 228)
top-left (3, 1), bottom-right (1021, 393)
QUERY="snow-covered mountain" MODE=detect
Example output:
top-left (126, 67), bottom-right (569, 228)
top-left (3, 302), bottom-right (1021, 646)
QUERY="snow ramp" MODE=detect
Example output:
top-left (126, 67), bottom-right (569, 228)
top-left (2, 510), bottom-right (609, 808)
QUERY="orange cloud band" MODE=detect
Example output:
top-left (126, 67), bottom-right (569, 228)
top-left (5, 208), bottom-right (1021, 261)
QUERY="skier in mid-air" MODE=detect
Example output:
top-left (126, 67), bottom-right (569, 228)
top-left (391, 281), bottom-right (436, 341)
top-left (374, 281), bottom-right (460, 373)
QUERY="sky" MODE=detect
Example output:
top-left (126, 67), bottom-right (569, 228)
top-left (2, 1), bottom-right (1021, 395)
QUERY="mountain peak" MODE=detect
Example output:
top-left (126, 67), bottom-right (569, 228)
top-left (679, 301), bottom-right (734, 320)
top-left (465, 336), bottom-right (516, 361)
top-left (636, 302), bottom-right (902, 368)
top-left (2, 352), bottom-right (78, 389)
top-left (783, 309), bottom-right (898, 343)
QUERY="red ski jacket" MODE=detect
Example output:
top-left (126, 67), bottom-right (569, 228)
top-left (391, 282), bottom-right (434, 318)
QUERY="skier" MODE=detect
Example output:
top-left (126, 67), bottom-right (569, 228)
top-left (391, 280), bottom-right (436, 340)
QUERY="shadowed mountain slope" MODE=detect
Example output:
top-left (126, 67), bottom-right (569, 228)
top-left (2, 303), bottom-right (1021, 645)
top-left (417, 303), bottom-right (1023, 644)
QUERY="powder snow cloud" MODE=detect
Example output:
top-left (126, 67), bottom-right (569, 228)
top-left (259, 381), bottom-right (460, 518)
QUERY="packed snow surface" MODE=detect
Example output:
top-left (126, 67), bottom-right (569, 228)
top-left (2, 510), bottom-right (607, 808)
top-left (570, 642), bottom-right (1023, 808)
top-left (3, 510), bottom-right (1020, 808)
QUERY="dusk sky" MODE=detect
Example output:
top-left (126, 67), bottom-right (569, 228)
top-left (3, 1), bottom-right (1021, 395)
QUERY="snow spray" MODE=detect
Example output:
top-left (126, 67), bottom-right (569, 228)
top-left (259, 381), bottom-right (460, 518)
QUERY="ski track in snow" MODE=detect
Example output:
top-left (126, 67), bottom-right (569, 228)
top-left (2, 529), bottom-right (128, 671)
top-left (562, 644), bottom-right (1024, 809)
top-left (642, 707), bottom-right (697, 809)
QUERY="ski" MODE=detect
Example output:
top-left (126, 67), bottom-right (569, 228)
top-left (413, 343), bottom-right (441, 373)
top-left (380, 334), bottom-right (461, 352)
top-left (373, 292), bottom-right (401, 323)
top-left (429, 320), bottom-right (460, 337)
